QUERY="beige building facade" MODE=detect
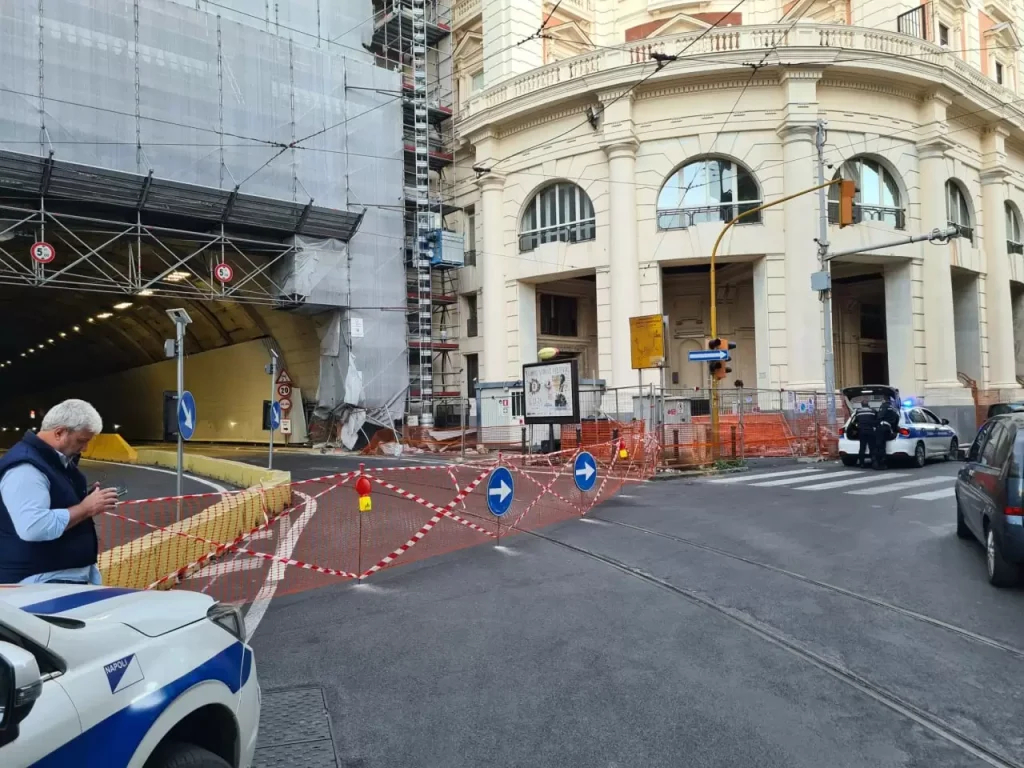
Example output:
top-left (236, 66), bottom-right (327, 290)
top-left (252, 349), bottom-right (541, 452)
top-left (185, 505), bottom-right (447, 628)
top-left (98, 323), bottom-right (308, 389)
top-left (449, 0), bottom-right (1024, 431)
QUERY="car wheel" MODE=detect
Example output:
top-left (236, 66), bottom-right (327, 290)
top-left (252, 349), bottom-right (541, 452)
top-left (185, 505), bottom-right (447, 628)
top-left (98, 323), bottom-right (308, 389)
top-left (913, 441), bottom-right (926, 468)
top-left (986, 527), bottom-right (1020, 588)
top-left (955, 495), bottom-right (971, 540)
top-left (841, 455), bottom-right (858, 467)
top-left (145, 742), bottom-right (231, 768)
top-left (945, 437), bottom-right (958, 462)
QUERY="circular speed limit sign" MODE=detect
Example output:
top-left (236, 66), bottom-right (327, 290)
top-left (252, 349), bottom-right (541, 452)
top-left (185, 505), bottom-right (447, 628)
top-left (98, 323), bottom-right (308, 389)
top-left (277, 383), bottom-right (292, 398)
top-left (30, 241), bottom-right (55, 264)
top-left (214, 262), bottom-right (233, 283)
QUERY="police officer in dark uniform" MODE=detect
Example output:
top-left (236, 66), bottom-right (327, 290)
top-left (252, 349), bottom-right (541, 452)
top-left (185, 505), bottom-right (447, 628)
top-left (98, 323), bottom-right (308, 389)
top-left (874, 397), bottom-right (901, 470)
top-left (853, 404), bottom-right (878, 467)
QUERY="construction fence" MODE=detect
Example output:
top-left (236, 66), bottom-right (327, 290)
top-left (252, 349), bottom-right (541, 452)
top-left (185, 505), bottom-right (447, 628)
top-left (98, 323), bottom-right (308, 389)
top-left (97, 435), bottom-right (657, 606)
top-left (364, 387), bottom-right (850, 467)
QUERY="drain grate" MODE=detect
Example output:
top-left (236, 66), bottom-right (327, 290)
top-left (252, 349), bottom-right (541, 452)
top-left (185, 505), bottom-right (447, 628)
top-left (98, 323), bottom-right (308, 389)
top-left (253, 686), bottom-right (339, 768)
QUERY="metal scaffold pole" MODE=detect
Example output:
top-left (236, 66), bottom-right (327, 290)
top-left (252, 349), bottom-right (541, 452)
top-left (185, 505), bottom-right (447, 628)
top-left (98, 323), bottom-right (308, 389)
top-left (412, 0), bottom-right (433, 426)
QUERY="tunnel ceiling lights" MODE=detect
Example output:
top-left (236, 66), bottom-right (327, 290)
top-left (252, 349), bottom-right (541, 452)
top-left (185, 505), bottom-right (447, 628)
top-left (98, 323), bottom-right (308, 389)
top-left (113, 302), bottom-right (132, 310)
top-left (165, 271), bottom-right (190, 283)
top-left (96, 312), bottom-right (113, 319)
top-left (4, 304), bottom-right (136, 374)
top-left (137, 289), bottom-right (154, 296)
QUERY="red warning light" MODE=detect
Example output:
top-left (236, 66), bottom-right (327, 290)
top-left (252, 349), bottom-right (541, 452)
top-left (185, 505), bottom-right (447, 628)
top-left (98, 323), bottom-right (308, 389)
top-left (356, 475), bottom-right (372, 512)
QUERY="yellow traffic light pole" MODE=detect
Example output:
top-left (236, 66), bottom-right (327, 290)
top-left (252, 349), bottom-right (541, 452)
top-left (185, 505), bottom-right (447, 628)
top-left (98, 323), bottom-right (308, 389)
top-left (708, 178), bottom-right (845, 460)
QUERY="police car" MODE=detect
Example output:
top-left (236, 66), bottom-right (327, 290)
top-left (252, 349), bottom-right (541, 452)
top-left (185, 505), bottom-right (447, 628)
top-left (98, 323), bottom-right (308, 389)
top-left (0, 584), bottom-right (259, 768)
top-left (838, 385), bottom-right (960, 468)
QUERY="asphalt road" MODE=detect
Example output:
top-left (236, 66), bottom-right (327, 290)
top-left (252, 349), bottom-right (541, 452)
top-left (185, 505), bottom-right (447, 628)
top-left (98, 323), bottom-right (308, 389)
top-left (78, 459), bottom-right (226, 500)
top-left (248, 457), bottom-right (1024, 768)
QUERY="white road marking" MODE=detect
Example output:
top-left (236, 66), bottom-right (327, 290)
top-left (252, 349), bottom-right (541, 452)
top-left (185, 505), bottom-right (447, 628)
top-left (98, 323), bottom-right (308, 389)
top-left (187, 557), bottom-right (263, 580)
top-left (847, 476), bottom-right (956, 496)
top-left (245, 490), bottom-right (317, 640)
top-left (710, 468), bottom-right (823, 484)
top-left (797, 473), bottom-right (909, 491)
top-left (80, 458), bottom-right (228, 494)
top-left (904, 486), bottom-right (957, 501)
top-left (750, 470), bottom-right (855, 487)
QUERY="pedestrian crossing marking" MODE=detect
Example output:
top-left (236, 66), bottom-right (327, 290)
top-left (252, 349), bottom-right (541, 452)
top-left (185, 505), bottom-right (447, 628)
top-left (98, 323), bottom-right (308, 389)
top-left (751, 470), bottom-right (861, 487)
top-left (702, 466), bottom-right (959, 503)
top-left (847, 476), bottom-right (956, 496)
top-left (904, 486), bottom-right (957, 501)
top-left (709, 468), bottom-right (822, 485)
top-left (797, 472), bottom-right (909, 491)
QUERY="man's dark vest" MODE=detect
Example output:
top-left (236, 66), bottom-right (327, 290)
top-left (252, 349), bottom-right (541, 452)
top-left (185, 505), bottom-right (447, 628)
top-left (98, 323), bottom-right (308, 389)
top-left (0, 431), bottom-right (95, 583)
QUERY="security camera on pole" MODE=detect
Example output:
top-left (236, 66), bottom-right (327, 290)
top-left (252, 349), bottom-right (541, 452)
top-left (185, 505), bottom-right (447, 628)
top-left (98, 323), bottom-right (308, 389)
top-left (164, 308), bottom-right (193, 518)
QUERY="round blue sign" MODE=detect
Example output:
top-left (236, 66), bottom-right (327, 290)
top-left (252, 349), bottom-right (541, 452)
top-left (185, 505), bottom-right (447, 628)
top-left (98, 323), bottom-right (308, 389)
top-left (573, 451), bottom-right (598, 492)
top-left (487, 466), bottom-right (515, 517)
top-left (177, 391), bottom-right (197, 441)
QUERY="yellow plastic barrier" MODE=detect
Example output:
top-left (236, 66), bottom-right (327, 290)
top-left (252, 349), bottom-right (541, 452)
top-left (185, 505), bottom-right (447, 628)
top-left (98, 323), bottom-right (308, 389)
top-left (82, 433), bottom-right (138, 463)
top-left (86, 438), bottom-right (292, 590)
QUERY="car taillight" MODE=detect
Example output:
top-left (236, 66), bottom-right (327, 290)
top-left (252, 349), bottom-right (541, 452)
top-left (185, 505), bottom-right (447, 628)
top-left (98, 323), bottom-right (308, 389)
top-left (898, 428), bottom-right (910, 437)
top-left (1005, 506), bottom-right (1023, 518)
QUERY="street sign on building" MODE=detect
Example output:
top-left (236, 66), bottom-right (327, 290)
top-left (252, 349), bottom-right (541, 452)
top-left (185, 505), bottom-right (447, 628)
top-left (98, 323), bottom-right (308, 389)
top-left (688, 349), bottom-right (731, 363)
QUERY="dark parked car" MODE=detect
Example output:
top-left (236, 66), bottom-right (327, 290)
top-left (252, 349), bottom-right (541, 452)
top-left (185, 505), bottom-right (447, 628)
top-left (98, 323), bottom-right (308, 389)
top-left (955, 414), bottom-right (1024, 587)
top-left (986, 402), bottom-right (1024, 419)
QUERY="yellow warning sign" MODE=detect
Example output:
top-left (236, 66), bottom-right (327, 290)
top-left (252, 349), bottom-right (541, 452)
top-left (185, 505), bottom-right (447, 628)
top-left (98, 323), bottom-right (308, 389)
top-left (629, 315), bottom-right (666, 370)
top-left (358, 496), bottom-right (373, 513)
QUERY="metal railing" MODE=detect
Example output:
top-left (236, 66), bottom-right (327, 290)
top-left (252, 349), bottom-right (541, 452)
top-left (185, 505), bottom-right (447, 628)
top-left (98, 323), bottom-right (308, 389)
top-left (519, 221), bottom-right (596, 252)
top-left (656, 202), bottom-right (762, 230)
top-left (950, 221), bottom-right (974, 244)
top-left (896, 5), bottom-right (927, 40)
top-left (463, 249), bottom-right (477, 266)
top-left (1008, 240), bottom-right (1023, 255)
top-left (827, 201), bottom-right (906, 229)
top-left (466, 317), bottom-right (478, 337)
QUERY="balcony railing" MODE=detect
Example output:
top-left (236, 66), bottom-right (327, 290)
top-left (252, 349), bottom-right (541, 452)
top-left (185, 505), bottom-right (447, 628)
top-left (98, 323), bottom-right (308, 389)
top-left (519, 220), bottom-right (596, 252)
top-left (467, 317), bottom-right (478, 337)
top-left (463, 249), bottom-right (477, 266)
top-left (656, 203), bottom-right (762, 231)
top-left (458, 23), bottom-right (1019, 123)
top-left (950, 222), bottom-right (974, 244)
top-left (1008, 240), bottom-right (1023, 255)
top-left (896, 5), bottom-right (927, 41)
top-left (827, 202), bottom-right (906, 229)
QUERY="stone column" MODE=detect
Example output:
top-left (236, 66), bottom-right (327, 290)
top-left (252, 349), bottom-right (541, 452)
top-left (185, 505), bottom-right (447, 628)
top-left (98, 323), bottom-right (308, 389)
top-left (884, 260), bottom-right (917, 397)
top-left (477, 172), bottom-right (507, 382)
top-left (980, 127), bottom-right (1019, 390)
top-left (917, 140), bottom-right (965, 396)
top-left (482, 0), bottom-right (543, 88)
top-left (778, 123), bottom-right (824, 390)
top-left (603, 140), bottom-right (642, 389)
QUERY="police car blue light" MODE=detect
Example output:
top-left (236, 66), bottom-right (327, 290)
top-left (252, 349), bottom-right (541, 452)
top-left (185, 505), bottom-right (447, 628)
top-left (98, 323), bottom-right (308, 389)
top-left (838, 385), bottom-right (960, 468)
top-left (0, 584), bottom-right (260, 768)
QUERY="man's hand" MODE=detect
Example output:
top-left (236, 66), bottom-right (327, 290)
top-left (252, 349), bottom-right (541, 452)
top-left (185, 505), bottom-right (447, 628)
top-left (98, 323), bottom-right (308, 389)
top-left (68, 487), bottom-right (120, 528)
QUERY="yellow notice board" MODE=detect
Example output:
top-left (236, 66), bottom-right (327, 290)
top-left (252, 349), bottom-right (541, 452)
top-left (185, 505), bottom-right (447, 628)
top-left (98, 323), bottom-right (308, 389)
top-left (629, 314), bottom-right (666, 370)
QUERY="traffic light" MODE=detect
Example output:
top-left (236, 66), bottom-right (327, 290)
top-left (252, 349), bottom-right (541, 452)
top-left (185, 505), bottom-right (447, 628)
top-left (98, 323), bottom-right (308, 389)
top-left (838, 179), bottom-right (856, 228)
top-left (707, 338), bottom-right (736, 381)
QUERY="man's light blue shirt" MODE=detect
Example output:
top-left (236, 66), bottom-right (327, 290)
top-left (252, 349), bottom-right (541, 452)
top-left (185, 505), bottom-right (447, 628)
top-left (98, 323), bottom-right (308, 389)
top-left (0, 453), bottom-right (101, 585)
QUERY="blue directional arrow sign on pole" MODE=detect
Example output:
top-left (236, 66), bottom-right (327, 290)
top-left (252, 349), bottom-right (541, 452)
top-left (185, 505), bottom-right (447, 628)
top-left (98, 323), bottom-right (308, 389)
top-left (487, 466), bottom-right (515, 517)
top-left (270, 401), bottom-right (282, 431)
top-left (688, 349), bottom-right (731, 362)
top-left (177, 391), bottom-right (197, 441)
top-left (573, 451), bottom-right (598, 492)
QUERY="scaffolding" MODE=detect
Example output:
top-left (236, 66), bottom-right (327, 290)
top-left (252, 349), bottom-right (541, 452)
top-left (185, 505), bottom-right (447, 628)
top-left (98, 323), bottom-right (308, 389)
top-left (370, 0), bottom-right (460, 427)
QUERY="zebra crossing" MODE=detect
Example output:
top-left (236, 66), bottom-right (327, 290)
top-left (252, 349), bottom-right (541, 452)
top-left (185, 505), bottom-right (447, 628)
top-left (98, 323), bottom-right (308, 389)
top-left (706, 466), bottom-right (957, 501)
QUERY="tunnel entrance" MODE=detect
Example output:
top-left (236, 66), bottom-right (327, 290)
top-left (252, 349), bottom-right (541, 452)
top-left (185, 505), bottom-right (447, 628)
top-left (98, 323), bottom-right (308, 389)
top-left (0, 150), bottom-right (386, 445)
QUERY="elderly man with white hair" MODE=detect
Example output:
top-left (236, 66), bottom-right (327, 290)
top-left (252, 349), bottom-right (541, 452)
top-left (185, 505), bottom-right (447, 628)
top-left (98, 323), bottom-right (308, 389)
top-left (0, 399), bottom-right (119, 584)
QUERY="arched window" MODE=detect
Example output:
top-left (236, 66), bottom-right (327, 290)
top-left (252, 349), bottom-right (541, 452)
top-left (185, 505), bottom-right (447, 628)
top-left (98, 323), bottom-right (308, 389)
top-left (1006, 202), bottom-right (1022, 254)
top-left (657, 158), bottom-right (762, 230)
top-left (519, 183), bottom-right (596, 252)
top-left (946, 180), bottom-right (974, 243)
top-left (828, 157), bottom-right (904, 229)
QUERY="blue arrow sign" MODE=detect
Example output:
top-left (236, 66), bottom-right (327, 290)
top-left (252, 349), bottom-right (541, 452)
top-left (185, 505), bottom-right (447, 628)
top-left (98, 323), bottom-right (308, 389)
top-left (486, 466), bottom-right (515, 517)
top-left (573, 451), bottom-right (598, 492)
top-left (688, 349), bottom-right (731, 362)
top-left (177, 391), bottom-right (196, 441)
top-left (270, 401), bottom-right (282, 431)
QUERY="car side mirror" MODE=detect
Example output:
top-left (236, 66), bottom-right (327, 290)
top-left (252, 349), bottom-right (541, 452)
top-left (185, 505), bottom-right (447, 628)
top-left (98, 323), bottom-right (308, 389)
top-left (0, 641), bottom-right (42, 746)
top-left (941, 418), bottom-right (950, 425)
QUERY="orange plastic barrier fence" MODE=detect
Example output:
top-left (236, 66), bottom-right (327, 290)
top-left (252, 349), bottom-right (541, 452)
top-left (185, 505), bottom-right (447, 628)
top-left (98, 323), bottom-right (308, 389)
top-left (98, 435), bottom-right (657, 606)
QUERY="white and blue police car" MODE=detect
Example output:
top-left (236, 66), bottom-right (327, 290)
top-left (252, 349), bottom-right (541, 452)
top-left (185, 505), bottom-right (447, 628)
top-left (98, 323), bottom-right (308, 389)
top-left (0, 583), bottom-right (259, 768)
top-left (838, 385), bottom-right (960, 468)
